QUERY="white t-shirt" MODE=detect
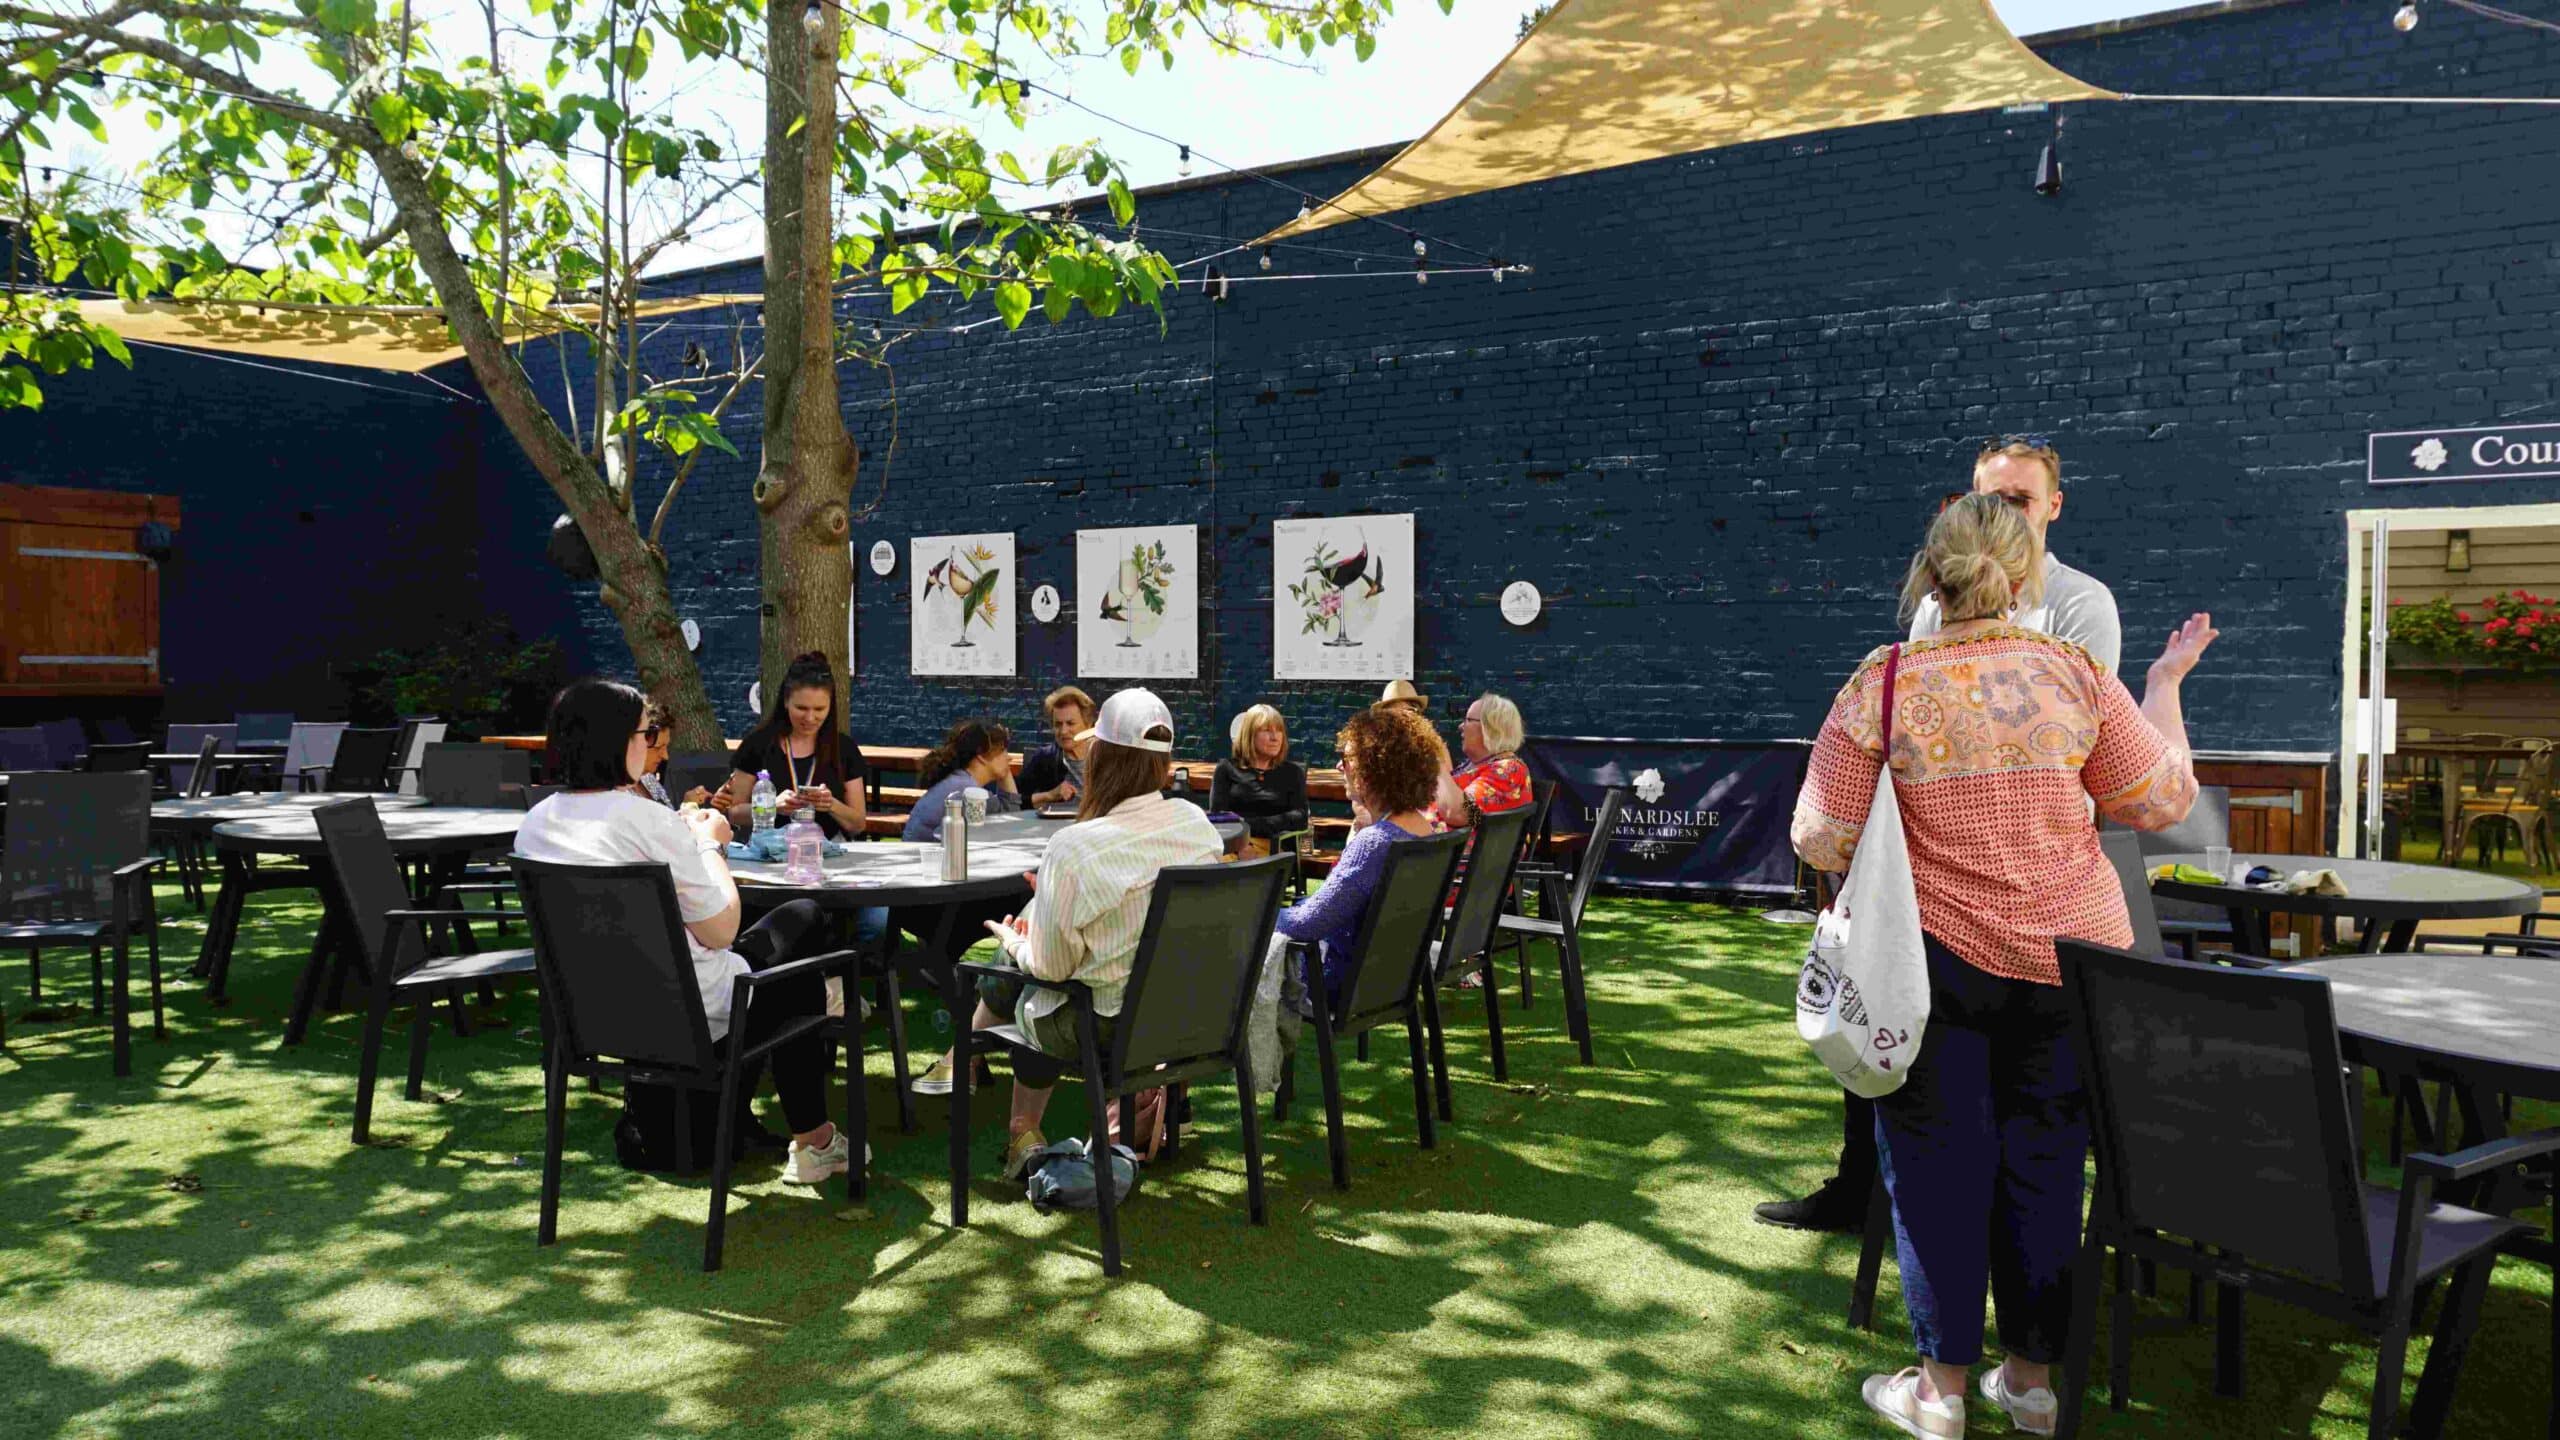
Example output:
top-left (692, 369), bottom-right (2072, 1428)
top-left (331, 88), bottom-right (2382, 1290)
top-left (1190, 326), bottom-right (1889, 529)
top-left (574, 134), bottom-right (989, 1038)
top-left (1909, 552), bottom-right (2122, 675)
top-left (514, 790), bottom-right (750, 1038)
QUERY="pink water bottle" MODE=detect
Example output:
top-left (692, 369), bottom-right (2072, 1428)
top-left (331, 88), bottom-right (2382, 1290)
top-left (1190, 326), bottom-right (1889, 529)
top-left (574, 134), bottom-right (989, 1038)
top-left (784, 810), bottom-right (824, 885)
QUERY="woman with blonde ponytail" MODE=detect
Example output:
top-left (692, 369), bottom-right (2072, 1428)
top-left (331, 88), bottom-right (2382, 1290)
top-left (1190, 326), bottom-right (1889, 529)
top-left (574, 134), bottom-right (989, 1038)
top-left (1793, 491), bottom-right (2219, 1438)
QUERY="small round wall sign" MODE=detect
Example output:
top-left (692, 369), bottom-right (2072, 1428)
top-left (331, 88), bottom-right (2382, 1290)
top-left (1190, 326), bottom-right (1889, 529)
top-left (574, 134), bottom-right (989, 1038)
top-left (1500, 581), bottom-right (1543, 627)
top-left (1030, 584), bottom-right (1062, 623)
top-left (747, 682), bottom-right (762, 714)
top-left (680, 618), bottom-right (701, 651)
top-left (868, 540), bottom-right (896, 577)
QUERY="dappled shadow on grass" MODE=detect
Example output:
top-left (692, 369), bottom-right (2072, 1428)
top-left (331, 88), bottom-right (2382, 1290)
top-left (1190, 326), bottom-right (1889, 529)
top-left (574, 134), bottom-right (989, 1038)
top-left (0, 885), bottom-right (2549, 1438)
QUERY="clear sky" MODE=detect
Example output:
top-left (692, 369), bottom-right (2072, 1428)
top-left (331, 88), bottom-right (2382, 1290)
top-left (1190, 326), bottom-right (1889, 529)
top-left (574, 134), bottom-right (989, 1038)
top-left (33, 1), bottom-right (2202, 276)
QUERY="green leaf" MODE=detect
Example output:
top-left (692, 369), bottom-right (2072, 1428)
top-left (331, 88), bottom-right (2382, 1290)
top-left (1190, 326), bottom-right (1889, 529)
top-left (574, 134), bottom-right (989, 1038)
top-left (992, 280), bottom-right (1031, 329)
top-left (316, 0), bottom-right (373, 33)
top-left (1043, 284), bottom-right (1071, 323)
top-left (1106, 178), bottom-right (1135, 227)
top-left (1119, 44), bottom-right (1140, 76)
top-left (368, 92), bottom-right (415, 144)
top-left (1356, 33), bottom-right (1376, 61)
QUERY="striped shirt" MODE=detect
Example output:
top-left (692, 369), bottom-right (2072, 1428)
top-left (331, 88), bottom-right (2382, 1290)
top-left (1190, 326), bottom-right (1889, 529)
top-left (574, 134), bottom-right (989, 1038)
top-left (1014, 793), bottom-right (1225, 1026)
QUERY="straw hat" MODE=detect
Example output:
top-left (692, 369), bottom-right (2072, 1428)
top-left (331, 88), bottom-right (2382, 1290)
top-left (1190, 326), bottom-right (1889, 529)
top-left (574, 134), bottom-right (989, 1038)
top-left (1376, 679), bottom-right (1428, 712)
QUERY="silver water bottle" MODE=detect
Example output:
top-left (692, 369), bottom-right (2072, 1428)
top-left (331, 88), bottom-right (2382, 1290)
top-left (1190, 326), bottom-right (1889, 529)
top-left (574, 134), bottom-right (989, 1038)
top-left (941, 794), bottom-right (968, 881)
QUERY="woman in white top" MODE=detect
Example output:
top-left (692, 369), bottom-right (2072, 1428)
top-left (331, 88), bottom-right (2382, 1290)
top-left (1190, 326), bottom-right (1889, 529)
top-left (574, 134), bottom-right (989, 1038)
top-left (975, 688), bottom-right (1222, 1181)
top-left (515, 678), bottom-right (856, 1186)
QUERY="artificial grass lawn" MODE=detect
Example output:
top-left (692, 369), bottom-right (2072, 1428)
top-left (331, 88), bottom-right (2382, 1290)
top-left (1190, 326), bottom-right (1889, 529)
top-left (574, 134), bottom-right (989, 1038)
top-left (0, 884), bottom-right (2551, 1440)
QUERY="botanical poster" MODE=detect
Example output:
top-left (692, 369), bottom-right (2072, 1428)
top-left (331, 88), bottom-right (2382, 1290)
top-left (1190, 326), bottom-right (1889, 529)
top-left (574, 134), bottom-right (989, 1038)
top-left (1272, 513), bottom-right (1414, 681)
top-left (910, 532), bottom-right (1015, 677)
top-left (1076, 524), bottom-right (1198, 679)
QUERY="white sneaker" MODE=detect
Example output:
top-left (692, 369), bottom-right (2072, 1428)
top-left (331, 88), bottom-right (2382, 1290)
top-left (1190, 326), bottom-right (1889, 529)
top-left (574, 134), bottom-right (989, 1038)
top-left (1979, 1365), bottom-right (2060, 1435)
top-left (780, 1127), bottom-right (863, 1185)
top-left (909, 1057), bottom-right (968, 1096)
top-left (1862, 1369), bottom-right (1965, 1439)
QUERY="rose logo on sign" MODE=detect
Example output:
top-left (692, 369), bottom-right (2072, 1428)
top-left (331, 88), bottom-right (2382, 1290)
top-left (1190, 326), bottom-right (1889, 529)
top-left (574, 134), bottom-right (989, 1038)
top-left (1634, 768), bottom-right (1667, 804)
top-left (2412, 438), bottom-right (2449, 472)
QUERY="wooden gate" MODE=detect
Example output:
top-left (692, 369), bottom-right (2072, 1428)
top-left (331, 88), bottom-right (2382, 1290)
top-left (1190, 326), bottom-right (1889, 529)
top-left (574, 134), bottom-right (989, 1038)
top-left (0, 483), bottom-right (181, 697)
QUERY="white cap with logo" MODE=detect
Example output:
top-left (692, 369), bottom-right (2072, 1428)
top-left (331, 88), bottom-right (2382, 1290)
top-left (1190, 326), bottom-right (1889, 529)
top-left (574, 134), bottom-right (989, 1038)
top-left (1077, 688), bottom-right (1176, 753)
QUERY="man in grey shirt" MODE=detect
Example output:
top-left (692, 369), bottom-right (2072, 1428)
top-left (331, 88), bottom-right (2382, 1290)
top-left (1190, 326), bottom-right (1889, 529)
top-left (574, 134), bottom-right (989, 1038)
top-left (1757, 438), bottom-right (2122, 1233)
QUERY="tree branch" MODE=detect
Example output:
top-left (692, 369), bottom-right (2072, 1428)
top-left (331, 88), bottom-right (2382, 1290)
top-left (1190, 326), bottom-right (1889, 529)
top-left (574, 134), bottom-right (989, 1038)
top-left (0, 3), bottom-right (372, 144)
top-left (649, 346), bottom-right (763, 548)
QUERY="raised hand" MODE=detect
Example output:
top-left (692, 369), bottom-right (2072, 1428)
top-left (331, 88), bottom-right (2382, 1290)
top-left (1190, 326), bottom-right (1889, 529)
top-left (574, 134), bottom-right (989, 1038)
top-left (2148, 612), bottom-right (2219, 688)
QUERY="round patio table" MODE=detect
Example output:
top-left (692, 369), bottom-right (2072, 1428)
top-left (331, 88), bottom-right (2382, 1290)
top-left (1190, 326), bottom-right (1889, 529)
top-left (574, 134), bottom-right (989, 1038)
top-left (2149, 853), bottom-right (2541, 960)
top-left (730, 810), bottom-right (1245, 1225)
top-left (204, 804), bottom-right (521, 1042)
top-left (161, 794), bottom-right (430, 980)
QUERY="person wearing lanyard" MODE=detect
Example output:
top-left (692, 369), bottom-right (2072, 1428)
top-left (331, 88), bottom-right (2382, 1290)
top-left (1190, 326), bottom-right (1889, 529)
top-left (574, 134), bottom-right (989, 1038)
top-left (726, 651), bottom-right (871, 841)
top-left (1758, 437), bottom-right (2123, 1237)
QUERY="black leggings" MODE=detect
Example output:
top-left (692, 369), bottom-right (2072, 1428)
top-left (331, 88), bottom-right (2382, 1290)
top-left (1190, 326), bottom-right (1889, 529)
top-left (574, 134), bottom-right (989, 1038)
top-left (732, 898), bottom-right (831, 1134)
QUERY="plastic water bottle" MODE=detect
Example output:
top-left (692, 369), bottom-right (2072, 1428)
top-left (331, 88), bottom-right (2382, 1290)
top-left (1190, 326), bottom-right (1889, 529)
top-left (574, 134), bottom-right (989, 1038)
top-left (750, 770), bottom-right (777, 834)
top-left (784, 810), bottom-right (823, 885)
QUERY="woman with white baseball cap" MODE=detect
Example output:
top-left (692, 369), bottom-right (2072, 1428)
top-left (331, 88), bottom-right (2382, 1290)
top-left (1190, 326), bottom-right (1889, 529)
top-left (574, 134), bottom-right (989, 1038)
top-left (939, 689), bottom-right (1228, 1180)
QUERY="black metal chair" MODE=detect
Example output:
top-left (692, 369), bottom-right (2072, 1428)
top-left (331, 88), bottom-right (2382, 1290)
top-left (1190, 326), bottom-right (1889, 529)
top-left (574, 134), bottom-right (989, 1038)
top-left (97, 718), bottom-right (138, 746)
top-left (420, 743), bottom-right (510, 807)
top-left (1273, 829), bottom-right (1468, 1189)
top-left (2053, 939), bottom-right (2553, 1440)
top-left (1423, 803), bottom-right (1536, 1097)
top-left (314, 799), bottom-right (538, 1144)
top-left (390, 718), bottom-right (446, 795)
top-left (82, 741), bottom-right (152, 774)
top-left (36, 718), bottom-right (87, 769)
top-left (2107, 785), bottom-right (2234, 958)
top-left (232, 712), bottom-right (295, 750)
top-left (956, 854), bottom-right (1291, 1276)
top-left (304, 726), bottom-right (400, 792)
top-left (1492, 785), bottom-right (1626, 1067)
top-left (663, 752), bottom-right (735, 808)
top-left (510, 855), bottom-right (868, 1272)
top-left (162, 723), bottom-right (235, 795)
top-left (1490, 777), bottom-right (1560, 1006)
top-left (0, 771), bottom-right (162, 1075)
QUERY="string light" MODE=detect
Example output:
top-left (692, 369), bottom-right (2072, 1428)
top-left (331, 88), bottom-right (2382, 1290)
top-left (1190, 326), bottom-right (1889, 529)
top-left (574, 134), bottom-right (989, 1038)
top-left (1296, 202), bottom-right (1313, 224)
top-left (1412, 238), bottom-right (1426, 258)
top-left (1259, 247), bottom-right (1273, 271)
top-left (803, 0), bottom-right (825, 32)
top-left (1414, 260), bottom-right (1428, 286)
top-left (1177, 144), bottom-right (1192, 178)
top-left (2394, 1), bottom-right (2420, 30)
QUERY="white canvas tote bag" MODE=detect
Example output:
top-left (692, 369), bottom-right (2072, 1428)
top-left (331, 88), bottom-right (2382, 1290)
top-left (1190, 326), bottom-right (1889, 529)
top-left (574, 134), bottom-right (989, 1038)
top-left (1796, 644), bottom-right (1930, 1099)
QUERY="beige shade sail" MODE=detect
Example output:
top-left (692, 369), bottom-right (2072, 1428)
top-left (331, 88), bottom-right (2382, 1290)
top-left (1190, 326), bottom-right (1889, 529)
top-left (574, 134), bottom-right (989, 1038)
top-left (75, 293), bottom-right (762, 373)
top-left (1258, 0), bottom-right (2114, 245)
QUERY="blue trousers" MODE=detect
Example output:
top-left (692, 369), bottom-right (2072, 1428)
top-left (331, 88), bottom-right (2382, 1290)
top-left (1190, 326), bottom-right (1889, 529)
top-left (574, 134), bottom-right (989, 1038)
top-left (1873, 934), bottom-right (2087, 1367)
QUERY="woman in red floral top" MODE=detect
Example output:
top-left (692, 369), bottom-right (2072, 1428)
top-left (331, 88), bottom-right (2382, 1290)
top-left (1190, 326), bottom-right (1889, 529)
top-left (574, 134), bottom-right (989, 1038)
top-left (1443, 692), bottom-right (1533, 821)
top-left (1791, 493), bottom-right (2215, 1440)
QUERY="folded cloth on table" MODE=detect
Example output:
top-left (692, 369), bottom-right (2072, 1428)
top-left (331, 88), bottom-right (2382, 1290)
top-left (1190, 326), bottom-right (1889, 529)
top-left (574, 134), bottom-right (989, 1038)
top-left (2284, 868), bottom-right (2349, 897)
top-left (2149, 862), bottom-right (2227, 888)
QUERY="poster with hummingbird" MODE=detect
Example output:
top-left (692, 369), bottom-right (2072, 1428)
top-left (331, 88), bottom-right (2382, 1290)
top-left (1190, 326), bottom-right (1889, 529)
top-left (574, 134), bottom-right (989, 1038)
top-left (1273, 513), bottom-right (1414, 680)
top-left (910, 532), bottom-right (1016, 677)
top-left (1076, 524), bottom-right (1198, 679)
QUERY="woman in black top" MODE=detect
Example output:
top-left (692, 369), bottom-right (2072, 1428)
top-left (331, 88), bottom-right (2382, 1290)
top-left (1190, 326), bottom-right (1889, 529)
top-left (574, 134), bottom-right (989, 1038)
top-left (1212, 703), bottom-right (1308, 848)
top-left (727, 651), bottom-right (870, 840)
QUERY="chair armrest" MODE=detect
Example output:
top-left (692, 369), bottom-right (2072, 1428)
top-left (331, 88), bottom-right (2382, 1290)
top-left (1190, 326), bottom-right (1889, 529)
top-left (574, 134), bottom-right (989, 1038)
top-left (110, 857), bottom-right (164, 881)
top-left (2406, 1126), bottom-right (2560, 1185)
top-left (953, 959), bottom-right (1090, 999)
top-left (733, 947), bottom-right (870, 989)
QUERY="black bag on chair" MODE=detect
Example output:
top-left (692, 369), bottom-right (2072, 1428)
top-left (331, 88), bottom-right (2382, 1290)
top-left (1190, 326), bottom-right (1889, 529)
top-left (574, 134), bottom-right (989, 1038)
top-left (613, 1078), bottom-right (763, 1174)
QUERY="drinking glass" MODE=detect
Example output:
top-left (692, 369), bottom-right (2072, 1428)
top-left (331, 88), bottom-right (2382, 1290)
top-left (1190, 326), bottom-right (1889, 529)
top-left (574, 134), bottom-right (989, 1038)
top-left (2205, 844), bottom-right (2233, 882)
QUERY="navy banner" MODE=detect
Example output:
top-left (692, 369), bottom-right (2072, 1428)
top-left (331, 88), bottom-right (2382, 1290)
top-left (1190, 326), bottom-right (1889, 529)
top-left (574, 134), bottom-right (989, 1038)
top-left (1522, 737), bottom-right (1812, 897)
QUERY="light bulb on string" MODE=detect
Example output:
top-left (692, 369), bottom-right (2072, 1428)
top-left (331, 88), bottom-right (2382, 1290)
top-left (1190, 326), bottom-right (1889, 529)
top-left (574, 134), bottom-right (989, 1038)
top-left (2393, 1), bottom-right (2419, 31)
top-left (1492, 266), bottom-right (1506, 284)
top-left (1414, 260), bottom-right (1429, 287)
top-left (1296, 201), bottom-right (1312, 224)
top-left (802, 0), bottom-right (823, 31)
top-left (1259, 247), bottom-right (1273, 272)
top-left (1177, 144), bottom-right (1192, 178)
top-left (1412, 237), bottom-right (1426, 258)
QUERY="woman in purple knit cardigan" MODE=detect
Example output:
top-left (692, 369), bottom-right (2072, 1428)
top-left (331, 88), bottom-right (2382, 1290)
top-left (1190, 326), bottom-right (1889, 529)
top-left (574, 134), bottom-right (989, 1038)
top-left (1276, 703), bottom-right (1450, 1003)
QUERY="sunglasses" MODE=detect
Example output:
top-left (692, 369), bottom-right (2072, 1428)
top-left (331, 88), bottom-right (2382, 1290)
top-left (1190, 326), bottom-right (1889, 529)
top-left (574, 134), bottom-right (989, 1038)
top-left (640, 725), bottom-right (664, 745)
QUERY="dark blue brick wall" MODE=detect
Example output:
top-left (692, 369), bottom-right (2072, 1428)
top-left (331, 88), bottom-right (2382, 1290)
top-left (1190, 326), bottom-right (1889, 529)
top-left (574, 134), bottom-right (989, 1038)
top-left (18, 0), bottom-right (2560, 762)
top-left (527, 0), bottom-right (2560, 760)
top-left (0, 347), bottom-right (517, 721)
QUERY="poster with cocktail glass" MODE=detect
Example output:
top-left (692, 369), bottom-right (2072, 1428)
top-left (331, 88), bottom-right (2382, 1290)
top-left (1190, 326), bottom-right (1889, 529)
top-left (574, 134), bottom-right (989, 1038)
top-left (910, 532), bottom-right (1015, 677)
top-left (1273, 513), bottom-right (1414, 681)
top-left (1076, 524), bottom-right (1198, 679)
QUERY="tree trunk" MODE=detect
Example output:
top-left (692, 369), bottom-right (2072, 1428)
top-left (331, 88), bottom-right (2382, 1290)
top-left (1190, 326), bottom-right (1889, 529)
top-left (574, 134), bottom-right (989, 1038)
top-left (756, 0), bottom-right (858, 717)
top-left (364, 136), bottom-right (725, 750)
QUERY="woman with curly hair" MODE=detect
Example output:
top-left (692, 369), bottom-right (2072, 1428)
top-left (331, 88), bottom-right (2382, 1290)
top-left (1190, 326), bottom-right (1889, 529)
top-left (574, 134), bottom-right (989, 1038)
top-left (902, 716), bottom-right (1021, 843)
top-left (1275, 703), bottom-right (1449, 1006)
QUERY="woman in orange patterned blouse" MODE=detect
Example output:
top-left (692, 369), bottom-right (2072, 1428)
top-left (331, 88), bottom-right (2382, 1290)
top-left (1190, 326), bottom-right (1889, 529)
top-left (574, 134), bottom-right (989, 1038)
top-left (1792, 492), bottom-right (2215, 1439)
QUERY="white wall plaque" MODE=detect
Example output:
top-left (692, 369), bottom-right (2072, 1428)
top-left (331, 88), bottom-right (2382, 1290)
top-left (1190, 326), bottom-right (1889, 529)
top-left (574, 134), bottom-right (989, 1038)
top-left (1500, 581), bottom-right (1542, 627)
top-left (1030, 583), bottom-right (1062, 623)
top-left (869, 539), bottom-right (897, 576)
top-left (680, 617), bottom-right (701, 650)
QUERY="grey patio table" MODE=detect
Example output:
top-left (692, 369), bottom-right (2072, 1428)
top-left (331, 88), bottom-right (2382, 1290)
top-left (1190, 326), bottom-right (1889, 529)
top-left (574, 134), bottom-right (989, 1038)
top-left (730, 810), bottom-right (1245, 1225)
top-left (2149, 852), bottom-right (2541, 960)
top-left (205, 802), bottom-right (518, 1043)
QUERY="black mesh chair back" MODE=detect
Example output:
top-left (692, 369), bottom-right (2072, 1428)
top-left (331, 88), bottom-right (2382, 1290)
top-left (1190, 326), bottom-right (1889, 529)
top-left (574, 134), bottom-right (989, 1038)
top-left (663, 752), bottom-right (734, 806)
top-left (83, 741), bottom-right (152, 773)
top-left (315, 799), bottom-right (426, 979)
top-left (1338, 830), bottom-right (1469, 1025)
top-left (510, 856), bottom-right (718, 1073)
top-left (1562, 787), bottom-right (1627, 926)
top-left (98, 718), bottom-right (138, 746)
top-left (2113, 785), bottom-right (2231, 928)
top-left (1519, 777), bottom-right (1559, 862)
top-left (1110, 856), bottom-right (1291, 1077)
top-left (280, 723), bottom-right (348, 787)
top-left (0, 728), bottom-right (51, 771)
top-left (183, 735), bottom-right (224, 796)
top-left (164, 724), bottom-right (235, 793)
top-left (2098, 829), bottom-right (2168, 956)
top-left (36, 719), bottom-right (86, 769)
top-left (324, 728), bottom-right (402, 792)
top-left (421, 742), bottom-right (509, 807)
top-left (233, 713), bottom-right (295, 748)
top-left (2057, 938), bottom-right (2371, 1301)
top-left (1439, 804), bottom-right (1535, 976)
top-left (497, 748), bottom-right (533, 787)
top-left (390, 719), bottom-right (444, 796)
top-left (0, 771), bottom-right (152, 921)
